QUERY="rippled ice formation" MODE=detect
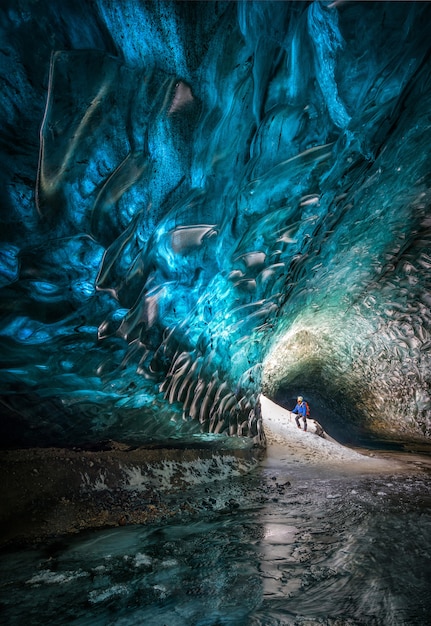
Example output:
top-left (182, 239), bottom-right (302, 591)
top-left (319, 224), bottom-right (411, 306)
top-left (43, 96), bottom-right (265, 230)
top-left (1, 468), bottom-right (430, 625)
top-left (1, 0), bottom-right (431, 446)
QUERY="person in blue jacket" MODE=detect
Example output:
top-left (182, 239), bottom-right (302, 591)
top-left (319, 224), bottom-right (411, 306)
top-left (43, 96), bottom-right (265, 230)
top-left (292, 396), bottom-right (308, 431)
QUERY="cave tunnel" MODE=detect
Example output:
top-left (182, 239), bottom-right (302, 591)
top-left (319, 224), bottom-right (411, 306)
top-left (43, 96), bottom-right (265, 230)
top-left (1, 0), bottom-right (431, 453)
top-left (2, 1), bottom-right (431, 623)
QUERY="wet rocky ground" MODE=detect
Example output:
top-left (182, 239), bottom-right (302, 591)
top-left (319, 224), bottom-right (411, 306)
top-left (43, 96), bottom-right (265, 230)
top-left (2, 400), bottom-right (431, 551)
top-left (0, 441), bottom-right (264, 548)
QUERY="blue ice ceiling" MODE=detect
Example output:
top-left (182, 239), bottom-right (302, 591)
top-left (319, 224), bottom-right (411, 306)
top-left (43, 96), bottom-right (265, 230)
top-left (1, 0), bottom-right (431, 447)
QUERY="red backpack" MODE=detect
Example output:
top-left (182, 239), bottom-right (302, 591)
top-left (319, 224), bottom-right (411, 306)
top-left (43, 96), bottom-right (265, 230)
top-left (304, 401), bottom-right (310, 417)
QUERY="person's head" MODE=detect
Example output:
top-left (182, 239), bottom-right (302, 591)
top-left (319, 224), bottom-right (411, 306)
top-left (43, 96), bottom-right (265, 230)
top-left (297, 396), bottom-right (303, 403)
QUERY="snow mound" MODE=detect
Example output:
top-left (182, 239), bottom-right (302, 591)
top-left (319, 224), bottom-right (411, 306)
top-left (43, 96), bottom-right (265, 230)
top-left (260, 395), bottom-right (396, 476)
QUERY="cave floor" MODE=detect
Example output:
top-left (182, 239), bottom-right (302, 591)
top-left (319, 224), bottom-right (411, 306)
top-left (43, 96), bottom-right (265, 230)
top-left (1, 398), bottom-right (430, 550)
top-left (0, 442), bottom-right (264, 549)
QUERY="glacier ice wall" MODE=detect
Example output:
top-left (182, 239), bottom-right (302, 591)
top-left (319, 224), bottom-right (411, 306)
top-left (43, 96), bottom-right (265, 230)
top-left (0, 0), bottom-right (430, 447)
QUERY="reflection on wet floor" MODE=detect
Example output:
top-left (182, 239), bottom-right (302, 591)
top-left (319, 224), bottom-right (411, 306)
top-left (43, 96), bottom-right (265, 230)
top-left (1, 457), bottom-right (431, 625)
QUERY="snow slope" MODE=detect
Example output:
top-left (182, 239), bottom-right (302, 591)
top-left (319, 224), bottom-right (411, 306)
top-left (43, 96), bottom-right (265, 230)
top-left (260, 395), bottom-right (403, 477)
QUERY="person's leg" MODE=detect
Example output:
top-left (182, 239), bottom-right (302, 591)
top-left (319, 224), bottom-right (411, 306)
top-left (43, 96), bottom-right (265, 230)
top-left (295, 415), bottom-right (301, 428)
top-left (303, 417), bottom-right (307, 431)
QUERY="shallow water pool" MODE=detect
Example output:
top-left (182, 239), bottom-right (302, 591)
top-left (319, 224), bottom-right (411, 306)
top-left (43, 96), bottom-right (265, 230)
top-left (1, 459), bottom-right (430, 625)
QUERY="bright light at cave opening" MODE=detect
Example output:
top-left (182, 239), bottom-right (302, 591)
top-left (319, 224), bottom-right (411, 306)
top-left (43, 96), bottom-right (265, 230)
top-left (263, 319), bottom-right (320, 379)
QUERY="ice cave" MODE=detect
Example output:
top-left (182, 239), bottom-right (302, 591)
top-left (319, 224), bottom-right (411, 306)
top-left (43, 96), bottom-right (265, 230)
top-left (1, 1), bottom-right (431, 624)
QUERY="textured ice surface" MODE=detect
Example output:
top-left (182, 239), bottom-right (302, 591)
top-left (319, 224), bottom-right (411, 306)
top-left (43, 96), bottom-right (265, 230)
top-left (0, 0), bottom-right (431, 446)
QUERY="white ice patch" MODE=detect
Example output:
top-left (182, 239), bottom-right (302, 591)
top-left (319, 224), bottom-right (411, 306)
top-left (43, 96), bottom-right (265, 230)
top-left (88, 584), bottom-right (129, 604)
top-left (161, 558), bottom-right (178, 567)
top-left (121, 455), bottom-right (257, 492)
top-left (26, 569), bottom-right (88, 585)
top-left (120, 464), bottom-right (148, 489)
top-left (92, 565), bottom-right (107, 573)
top-left (81, 470), bottom-right (110, 491)
top-left (153, 584), bottom-right (168, 599)
top-left (133, 552), bottom-right (152, 567)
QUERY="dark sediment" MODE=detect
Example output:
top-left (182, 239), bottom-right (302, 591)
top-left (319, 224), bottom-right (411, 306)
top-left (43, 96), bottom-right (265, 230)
top-left (0, 442), bottom-right (263, 548)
